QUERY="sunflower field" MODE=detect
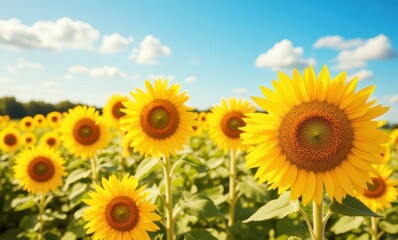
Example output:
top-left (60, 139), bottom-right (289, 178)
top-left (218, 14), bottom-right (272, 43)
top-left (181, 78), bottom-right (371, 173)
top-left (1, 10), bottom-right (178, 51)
top-left (1, 67), bottom-right (398, 240)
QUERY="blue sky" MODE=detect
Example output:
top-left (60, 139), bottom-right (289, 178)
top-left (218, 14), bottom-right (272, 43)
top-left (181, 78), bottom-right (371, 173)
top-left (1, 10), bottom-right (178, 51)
top-left (1, 1), bottom-right (398, 121)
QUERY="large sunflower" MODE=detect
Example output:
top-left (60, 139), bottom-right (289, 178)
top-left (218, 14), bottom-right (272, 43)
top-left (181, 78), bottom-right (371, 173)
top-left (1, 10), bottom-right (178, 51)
top-left (356, 165), bottom-right (398, 212)
top-left (241, 66), bottom-right (389, 204)
top-left (83, 175), bottom-right (160, 240)
top-left (34, 114), bottom-right (47, 128)
top-left (20, 116), bottom-right (35, 132)
top-left (60, 105), bottom-right (111, 159)
top-left (103, 94), bottom-right (129, 129)
top-left (13, 145), bottom-right (65, 193)
top-left (208, 98), bottom-right (255, 152)
top-left (0, 127), bottom-right (21, 153)
top-left (46, 111), bottom-right (63, 128)
top-left (120, 80), bottom-right (195, 157)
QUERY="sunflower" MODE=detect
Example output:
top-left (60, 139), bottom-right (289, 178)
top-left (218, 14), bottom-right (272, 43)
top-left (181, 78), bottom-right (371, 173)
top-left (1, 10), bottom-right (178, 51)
top-left (208, 98), bottom-right (255, 152)
top-left (0, 127), bottom-right (21, 152)
top-left (241, 66), bottom-right (389, 204)
top-left (46, 111), bottom-right (63, 128)
top-left (120, 80), bottom-right (195, 157)
top-left (103, 94), bottom-right (129, 129)
top-left (34, 114), bottom-right (47, 128)
top-left (356, 165), bottom-right (398, 212)
top-left (40, 131), bottom-right (61, 149)
top-left (83, 175), bottom-right (160, 240)
top-left (198, 112), bottom-right (209, 129)
top-left (22, 132), bottom-right (37, 146)
top-left (13, 145), bottom-right (66, 193)
top-left (20, 116), bottom-right (35, 132)
top-left (60, 105), bottom-right (111, 159)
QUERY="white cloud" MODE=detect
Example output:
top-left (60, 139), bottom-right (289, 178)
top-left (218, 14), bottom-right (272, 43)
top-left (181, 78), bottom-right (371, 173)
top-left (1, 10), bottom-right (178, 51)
top-left (68, 65), bottom-right (129, 79)
top-left (384, 95), bottom-right (398, 104)
top-left (6, 58), bottom-right (43, 73)
top-left (185, 76), bottom-right (197, 83)
top-left (348, 69), bottom-right (374, 81)
top-left (100, 33), bottom-right (133, 53)
top-left (255, 39), bottom-right (316, 70)
top-left (129, 35), bottom-right (171, 65)
top-left (130, 74), bottom-right (140, 81)
top-left (148, 74), bottom-right (175, 81)
top-left (335, 34), bottom-right (396, 70)
top-left (0, 77), bottom-right (11, 84)
top-left (0, 18), bottom-right (99, 51)
top-left (63, 74), bottom-right (74, 80)
top-left (42, 80), bottom-right (61, 88)
top-left (313, 35), bottom-right (364, 50)
top-left (232, 88), bottom-right (248, 94)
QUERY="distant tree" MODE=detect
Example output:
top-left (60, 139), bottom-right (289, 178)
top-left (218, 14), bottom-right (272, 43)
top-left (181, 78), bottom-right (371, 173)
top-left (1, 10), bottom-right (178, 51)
top-left (0, 97), bottom-right (27, 118)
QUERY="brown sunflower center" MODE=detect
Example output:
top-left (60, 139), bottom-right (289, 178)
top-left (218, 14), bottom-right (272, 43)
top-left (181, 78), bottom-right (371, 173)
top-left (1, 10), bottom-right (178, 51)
top-left (38, 119), bottom-right (42, 123)
top-left (46, 138), bottom-right (56, 146)
top-left (279, 101), bottom-right (354, 172)
top-left (140, 99), bottom-right (179, 139)
top-left (221, 111), bottom-right (245, 139)
top-left (25, 121), bottom-right (32, 127)
top-left (363, 177), bottom-right (386, 198)
top-left (51, 116), bottom-right (58, 122)
top-left (72, 118), bottom-right (100, 145)
top-left (105, 196), bottom-right (139, 231)
top-left (4, 134), bottom-right (17, 146)
top-left (26, 137), bottom-right (32, 143)
top-left (112, 101), bottom-right (126, 119)
top-left (27, 157), bottom-right (55, 182)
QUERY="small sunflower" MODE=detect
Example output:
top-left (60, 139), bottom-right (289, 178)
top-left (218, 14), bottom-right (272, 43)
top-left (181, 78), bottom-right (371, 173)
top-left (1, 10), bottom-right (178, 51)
top-left (356, 165), bottom-right (398, 212)
top-left (241, 66), bottom-right (389, 204)
top-left (22, 132), bottom-right (37, 146)
top-left (20, 116), bottom-right (35, 132)
top-left (60, 105), bottom-right (111, 159)
top-left (120, 80), bottom-right (195, 157)
top-left (46, 111), bottom-right (63, 128)
top-left (40, 131), bottom-right (61, 149)
top-left (0, 127), bottom-right (21, 152)
top-left (103, 94), bottom-right (129, 129)
top-left (83, 175), bottom-right (160, 240)
top-left (13, 145), bottom-right (66, 193)
top-left (198, 112), bottom-right (209, 129)
top-left (34, 114), bottom-right (47, 128)
top-left (208, 98), bottom-right (255, 152)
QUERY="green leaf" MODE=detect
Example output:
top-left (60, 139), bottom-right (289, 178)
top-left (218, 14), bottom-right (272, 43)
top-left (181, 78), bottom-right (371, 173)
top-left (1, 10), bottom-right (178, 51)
top-left (11, 195), bottom-right (36, 211)
top-left (329, 195), bottom-right (380, 217)
top-left (243, 191), bottom-right (299, 223)
top-left (68, 183), bottom-right (89, 201)
top-left (61, 232), bottom-right (76, 240)
top-left (134, 157), bottom-right (159, 180)
top-left (20, 215), bottom-right (39, 230)
top-left (237, 177), bottom-right (269, 202)
top-left (63, 169), bottom-right (90, 191)
top-left (180, 193), bottom-right (222, 218)
top-left (330, 216), bottom-right (364, 234)
top-left (184, 229), bottom-right (218, 240)
top-left (379, 221), bottom-right (398, 234)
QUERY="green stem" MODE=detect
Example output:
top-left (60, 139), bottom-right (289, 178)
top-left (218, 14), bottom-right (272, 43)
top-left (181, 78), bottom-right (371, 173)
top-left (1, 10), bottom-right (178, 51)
top-left (37, 193), bottom-right (46, 240)
top-left (228, 150), bottom-right (237, 227)
top-left (90, 157), bottom-right (97, 185)
top-left (162, 156), bottom-right (174, 240)
top-left (299, 208), bottom-right (316, 240)
top-left (370, 217), bottom-right (379, 240)
top-left (313, 200), bottom-right (324, 240)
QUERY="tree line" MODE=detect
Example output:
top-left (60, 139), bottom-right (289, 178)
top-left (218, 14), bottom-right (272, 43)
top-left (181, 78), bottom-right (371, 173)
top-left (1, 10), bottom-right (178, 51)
top-left (0, 97), bottom-right (91, 119)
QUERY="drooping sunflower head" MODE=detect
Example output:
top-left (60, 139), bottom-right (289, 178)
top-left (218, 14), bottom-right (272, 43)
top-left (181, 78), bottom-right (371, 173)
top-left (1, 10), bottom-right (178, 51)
top-left (60, 105), bottom-right (111, 159)
top-left (34, 114), bottom-right (47, 128)
top-left (20, 116), bottom-right (35, 132)
top-left (208, 98), bottom-right (255, 152)
top-left (103, 94), bottom-right (129, 129)
top-left (22, 132), bottom-right (37, 146)
top-left (46, 111), bottom-right (63, 128)
top-left (120, 79), bottom-right (196, 157)
top-left (0, 127), bottom-right (21, 153)
top-left (241, 66), bottom-right (390, 204)
top-left (356, 165), bottom-right (398, 212)
top-left (13, 145), bottom-right (66, 193)
top-left (40, 131), bottom-right (61, 149)
top-left (83, 175), bottom-right (161, 240)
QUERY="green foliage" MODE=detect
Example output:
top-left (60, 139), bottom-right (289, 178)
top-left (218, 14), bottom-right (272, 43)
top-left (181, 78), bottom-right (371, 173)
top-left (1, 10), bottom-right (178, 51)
top-left (330, 195), bottom-right (380, 217)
